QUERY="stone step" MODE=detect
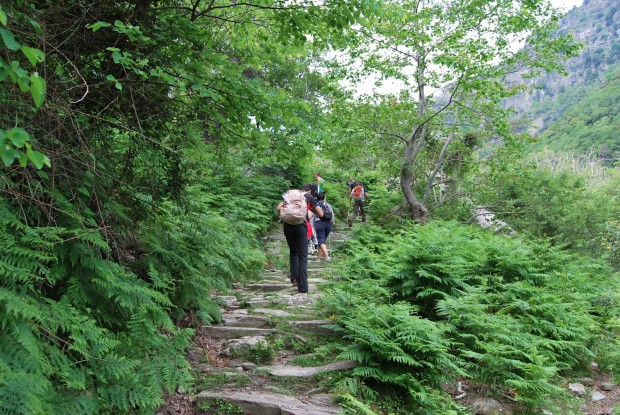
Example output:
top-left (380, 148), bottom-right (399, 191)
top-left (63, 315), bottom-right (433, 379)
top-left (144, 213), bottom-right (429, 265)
top-left (247, 298), bottom-right (272, 307)
top-left (258, 360), bottom-right (357, 377)
top-left (252, 308), bottom-right (295, 318)
top-left (247, 283), bottom-right (293, 292)
top-left (202, 326), bottom-right (276, 339)
top-left (291, 320), bottom-right (337, 335)
top-left (222, 314), bottom-right (272, 328)
top-left (215, 295), bottom-right (240, 310)
top-left (196, 390), bottom-right (340, 415)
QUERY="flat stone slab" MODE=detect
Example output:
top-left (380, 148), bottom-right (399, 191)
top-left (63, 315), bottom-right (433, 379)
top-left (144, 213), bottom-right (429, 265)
top-left (247, 299), bottom-right (272, 307)
top-left (196, 390), bottom-right (340, 415)
top-left (291, 320), bottom-right (337, 335)
top-left (252, 308), bottom-right (294, 317)
top-left (202, 326), bottom-right (276, 339)
top-left (215, 295), bottom-right (240, 309)
top-left (247, 283), bottom-right (293, 292)
top-left (260, 360), bottom-right (357, 377)
top-left (222, 314), bottom-right (272, 328)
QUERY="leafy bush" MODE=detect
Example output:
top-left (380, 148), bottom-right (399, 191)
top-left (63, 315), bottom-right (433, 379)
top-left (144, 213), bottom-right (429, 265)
top-left (326, 221), bottom-right (620, 411)
top-left (0, 203), bottom-right (193, 415)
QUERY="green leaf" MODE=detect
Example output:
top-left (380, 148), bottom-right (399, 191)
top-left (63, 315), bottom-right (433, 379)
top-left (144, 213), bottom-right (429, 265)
top-left (30, 73), bottom-right (46, 107)
top-left (21, 46), bottom-right (45, 66)
top-left (26, 147), bottom-right (50, 169)
top-left (1, 144), bottom-right (19, 166)
top-left (18, 152), bottom-right (28, 167)
top-left (87, 21), bottom-right (111, 32)
top-left (0, 7), bottom-right (7, 26)
top-left (0, 27), bottom-right (20, 50)
top-left (6, 127), bottom-right (30, 147)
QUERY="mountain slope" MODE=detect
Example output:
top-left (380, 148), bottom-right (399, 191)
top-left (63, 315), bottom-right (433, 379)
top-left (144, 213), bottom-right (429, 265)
top-left (531, 63), bottom-right (620, 161)
top-left (507, 0), bottom-right (619, 152)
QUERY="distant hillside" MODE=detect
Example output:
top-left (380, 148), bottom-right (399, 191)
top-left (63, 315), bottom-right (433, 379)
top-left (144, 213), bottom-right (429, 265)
top-left (507, 0), bottom-right (620, 154)
top-left (531, 63), bottom-right (620, 162)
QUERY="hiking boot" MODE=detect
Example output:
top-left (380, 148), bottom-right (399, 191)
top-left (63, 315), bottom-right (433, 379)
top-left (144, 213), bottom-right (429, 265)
top-left (324, 257), bottom-right (332, 262)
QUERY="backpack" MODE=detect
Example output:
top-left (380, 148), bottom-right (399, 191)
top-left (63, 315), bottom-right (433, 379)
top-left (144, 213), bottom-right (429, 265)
top-left (280, 190), bottom-right (307, 225)
top-left (318, 201), bottom-right (333, 222)
top-left (352, 185), bottom-right (365, 201)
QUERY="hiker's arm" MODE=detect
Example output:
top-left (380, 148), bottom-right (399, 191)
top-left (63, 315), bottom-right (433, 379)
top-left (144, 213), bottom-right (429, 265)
top-left (313, 205), bottom-right (324, 218)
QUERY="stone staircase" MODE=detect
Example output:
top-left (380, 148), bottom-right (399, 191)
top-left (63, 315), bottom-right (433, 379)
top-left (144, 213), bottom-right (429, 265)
top-left (189, 225), bottom-right (354, 415)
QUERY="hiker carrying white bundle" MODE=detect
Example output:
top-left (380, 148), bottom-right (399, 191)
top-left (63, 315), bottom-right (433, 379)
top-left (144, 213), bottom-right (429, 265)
top-left (276, 184), bottom-right (323, 294)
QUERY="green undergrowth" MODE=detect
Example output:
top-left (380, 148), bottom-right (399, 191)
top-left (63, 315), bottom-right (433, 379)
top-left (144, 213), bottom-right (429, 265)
top-left (193, 372), bottom-right (252, 391)
top-left (321, 221), bottom-right (620, 414)
top-left (0, 170), bottom-right (288, 414)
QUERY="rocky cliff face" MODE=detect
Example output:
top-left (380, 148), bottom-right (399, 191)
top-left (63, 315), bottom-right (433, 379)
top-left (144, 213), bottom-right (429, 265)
top-left (506, 0), bottom-right (620, 129)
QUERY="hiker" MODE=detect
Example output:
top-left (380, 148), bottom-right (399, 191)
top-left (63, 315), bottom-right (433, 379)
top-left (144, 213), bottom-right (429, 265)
top-left (313, 172), bottom-right (325, 194)
top-left (315, 192), bottom-right (334, 262)
top-left (348, 181), bottom-right (367, 227)
top-left (276, 184), bottom-right (323, 294)
top-left (346, 177), bottom-right (356, 191)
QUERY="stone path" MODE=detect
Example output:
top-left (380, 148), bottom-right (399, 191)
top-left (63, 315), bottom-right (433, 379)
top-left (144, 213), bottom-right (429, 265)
top-left (189, 225), bottom-right (353, 415)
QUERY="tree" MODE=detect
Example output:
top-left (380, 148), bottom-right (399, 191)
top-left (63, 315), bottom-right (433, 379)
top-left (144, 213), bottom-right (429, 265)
top-left (337, 0), bottom-right (580, 222)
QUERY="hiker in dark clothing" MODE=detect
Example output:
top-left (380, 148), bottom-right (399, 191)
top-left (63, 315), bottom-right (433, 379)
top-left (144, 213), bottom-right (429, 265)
top-left (347, 177), bottom-right (356, 191)
top-left (314, 192), bottom-right (334, 262)
top-left (276, 184), bottom-right (323, 294)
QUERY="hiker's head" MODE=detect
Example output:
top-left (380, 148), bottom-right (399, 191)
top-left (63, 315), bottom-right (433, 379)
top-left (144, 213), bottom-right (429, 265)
top-left (314, 172), bottom-right (321, 178)
top-left (317, 192), bottom-right (326, 201)
top-left (348, 177), bottom-right (354, 182)
top-left (301, 184), bottom-right (312, 193)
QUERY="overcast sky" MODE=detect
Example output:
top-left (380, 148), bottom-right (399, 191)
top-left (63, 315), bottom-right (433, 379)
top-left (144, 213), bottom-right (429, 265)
top-left (551, 0), bottom-right (583, 11)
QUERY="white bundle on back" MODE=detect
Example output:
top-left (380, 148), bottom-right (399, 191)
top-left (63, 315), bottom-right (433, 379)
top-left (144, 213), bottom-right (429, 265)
top-left (280, 190), bottom-right (306, 225)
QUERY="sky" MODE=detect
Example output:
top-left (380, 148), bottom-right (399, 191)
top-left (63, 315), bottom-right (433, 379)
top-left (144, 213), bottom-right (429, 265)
top-left (551, 0), bottom-right (583, 11)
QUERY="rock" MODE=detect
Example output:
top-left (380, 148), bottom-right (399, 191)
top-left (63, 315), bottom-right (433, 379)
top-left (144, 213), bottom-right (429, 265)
top-left (203, 326), bottom-right (276, 340)
top-left (293, 334), bottom-right (309, 344)
top-left (575, 377), bottom-right (595, 386)
top-left (310, 394), bottom-right (335, 406)
top-left (215, 295), bottom-right (239, 309)
top-left (252, 308), bottom-right (294, 317)
top-left (600, 382), bottom-right (616, 391)
top-left (221, 335), bottom-right (269, 356)
top-left (568, 383), bottom-right (586, 396)
top-left (176, 385), bottom-right (186, 395)
top-left (223, 314), bottom-right (272, 328)
top-left (291, 320), bottom-right (337, 335)
top-left (241, 362), bottom-right (257, 371)
top-left (541, 410), bottom-right (553, 415)
top-left (592, 391), bottom-right (606, 401)
top-left (470, 397), bottom-right (512, 415)
top-left (260, 360), bottom-right (357, 377)
top-left (185, 351), bottom-right (202, 362)
top-left (196, 390), bottom-right (340, 415)
top-left (590, 362), bottom-right (599, 370)
top-left (308, 387), bottom-right (331, 395)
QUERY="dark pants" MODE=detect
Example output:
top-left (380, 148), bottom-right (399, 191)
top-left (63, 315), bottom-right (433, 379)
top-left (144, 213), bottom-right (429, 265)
top-left (283, 222), bottom-right (308, 293)
top-left (351, 199), bottom-right (366, 222)
top-left (314, 219), bottom-right (332, 245)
